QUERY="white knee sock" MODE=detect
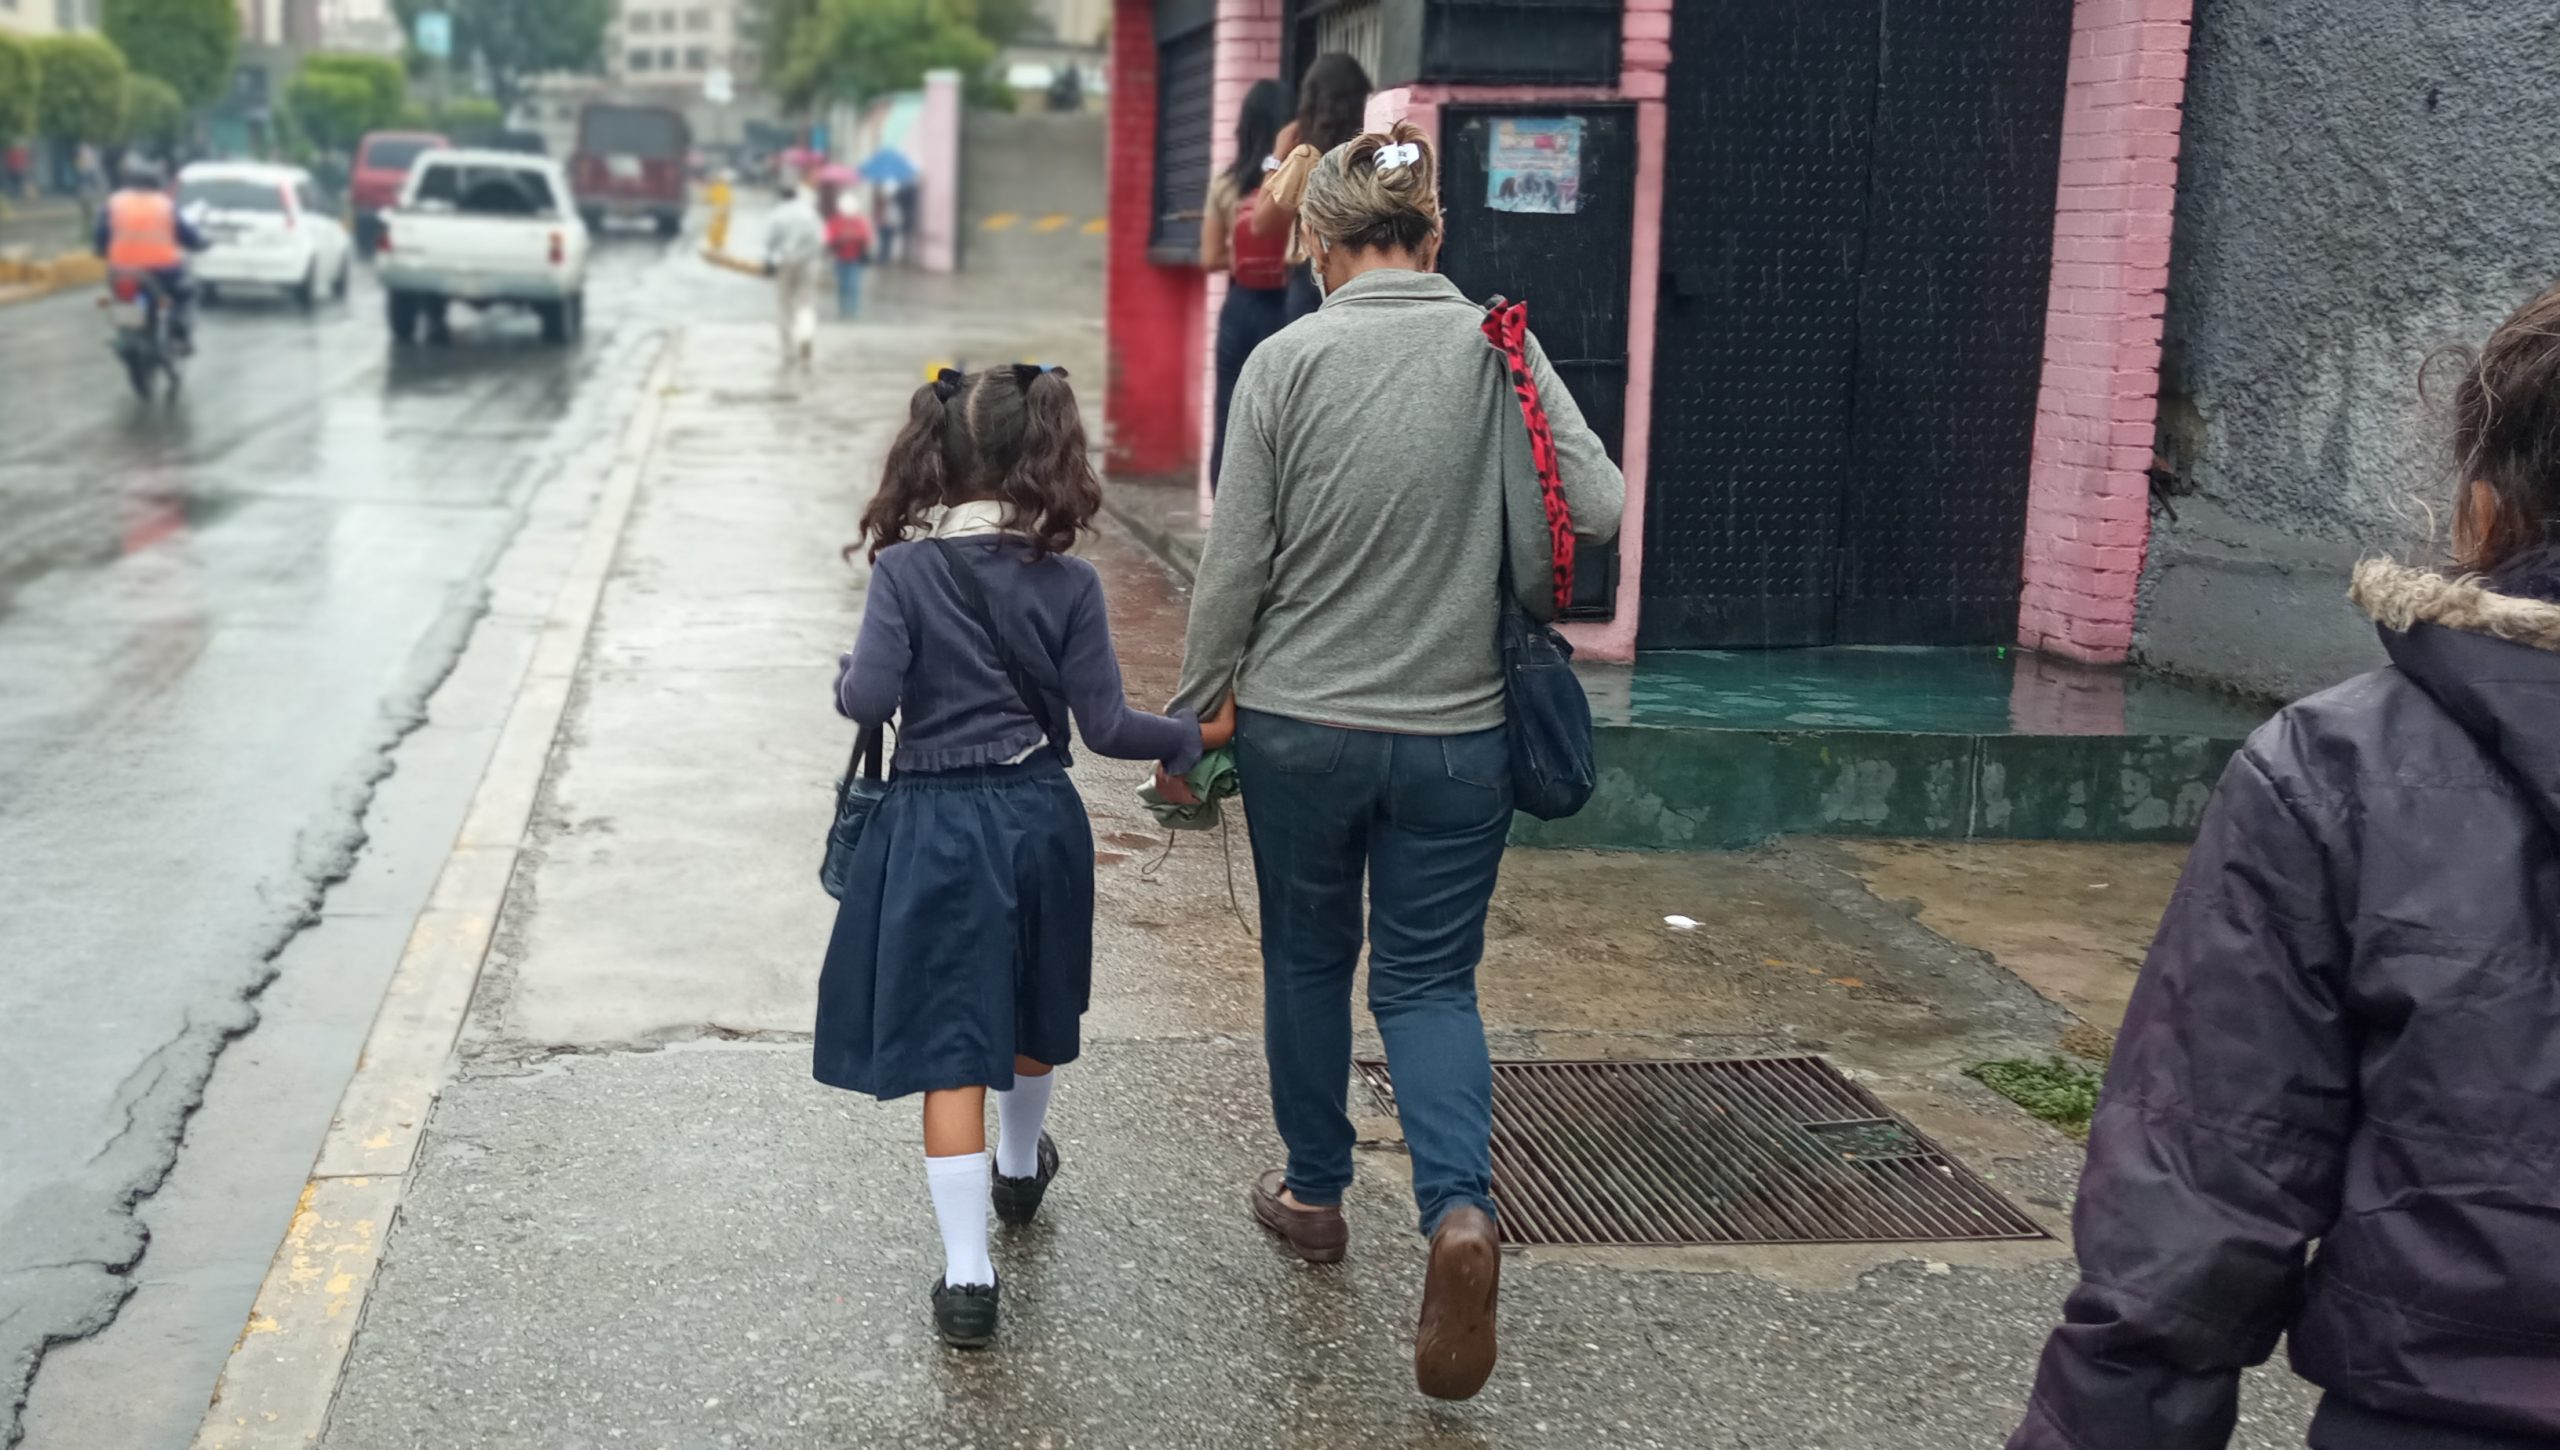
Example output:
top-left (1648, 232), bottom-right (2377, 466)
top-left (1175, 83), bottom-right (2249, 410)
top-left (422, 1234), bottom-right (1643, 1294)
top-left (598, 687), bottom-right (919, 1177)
top-left (925, 1152), bottom-right (994, 1288)
top-left (993, 1072), bottom-right (1056, 1179)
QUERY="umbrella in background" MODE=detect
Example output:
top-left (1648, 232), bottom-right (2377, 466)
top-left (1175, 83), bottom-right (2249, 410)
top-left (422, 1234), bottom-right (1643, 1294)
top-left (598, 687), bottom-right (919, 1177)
top-left (858, 148), bottom-right (920, 186)
top-left (816, 163), bottom-right (857, 186)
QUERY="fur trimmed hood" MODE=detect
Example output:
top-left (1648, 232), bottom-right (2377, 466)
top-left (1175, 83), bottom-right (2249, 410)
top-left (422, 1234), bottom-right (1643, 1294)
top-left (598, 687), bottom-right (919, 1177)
top-left (2350, 558), bottom-right (2560, 653)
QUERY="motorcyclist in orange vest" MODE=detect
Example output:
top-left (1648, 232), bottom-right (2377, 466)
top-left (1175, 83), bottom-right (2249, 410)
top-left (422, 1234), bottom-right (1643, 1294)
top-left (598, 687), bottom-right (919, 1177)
top-left (94, 158), bottom-right (208, 352)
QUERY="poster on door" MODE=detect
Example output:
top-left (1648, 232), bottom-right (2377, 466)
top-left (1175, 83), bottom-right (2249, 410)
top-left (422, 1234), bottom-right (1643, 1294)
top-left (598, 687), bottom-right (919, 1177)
top-left (1486, 117), bottom-right (1585, 215)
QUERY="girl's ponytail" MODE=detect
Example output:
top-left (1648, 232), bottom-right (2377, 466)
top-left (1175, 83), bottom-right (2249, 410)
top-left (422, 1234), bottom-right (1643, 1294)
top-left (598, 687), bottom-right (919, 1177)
top-left (1002, 365), bottom-right (1101, 559)
top-left (851, 373), bottom-right (961, 561)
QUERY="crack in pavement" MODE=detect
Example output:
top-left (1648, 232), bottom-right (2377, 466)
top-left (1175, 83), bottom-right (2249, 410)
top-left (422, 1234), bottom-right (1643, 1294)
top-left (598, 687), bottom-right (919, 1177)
top-left (0, 333), bottom-right (663, 1446)
top-left (0, 585), bottom-right (491, 1449)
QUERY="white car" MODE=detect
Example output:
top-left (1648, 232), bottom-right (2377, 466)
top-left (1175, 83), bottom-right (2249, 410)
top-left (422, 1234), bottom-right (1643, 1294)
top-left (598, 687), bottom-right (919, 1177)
top-left (178, 162), bottom-right (354, 308)
top-left (376, 149), bottom-right (590, 344)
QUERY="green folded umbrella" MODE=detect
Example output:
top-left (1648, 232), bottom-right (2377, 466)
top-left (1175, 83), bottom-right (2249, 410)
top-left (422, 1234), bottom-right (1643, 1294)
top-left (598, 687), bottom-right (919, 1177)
top-left (1137, 746), bottom-right (1239, 831)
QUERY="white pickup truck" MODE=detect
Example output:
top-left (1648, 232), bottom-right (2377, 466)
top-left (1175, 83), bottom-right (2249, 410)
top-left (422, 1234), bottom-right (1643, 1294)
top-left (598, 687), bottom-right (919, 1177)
top-left (376, 149), bottom-right (591, 344)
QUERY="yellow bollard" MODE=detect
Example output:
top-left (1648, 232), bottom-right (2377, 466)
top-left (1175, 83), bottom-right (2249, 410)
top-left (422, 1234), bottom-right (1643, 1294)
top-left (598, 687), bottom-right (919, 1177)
top-left (704, 177), bottom-right (734, 254)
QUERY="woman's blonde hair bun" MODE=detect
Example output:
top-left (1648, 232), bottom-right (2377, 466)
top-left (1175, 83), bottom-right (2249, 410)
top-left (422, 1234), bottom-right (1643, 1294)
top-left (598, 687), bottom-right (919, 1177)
top-left (1299, 120), bottom-right (1441, 255)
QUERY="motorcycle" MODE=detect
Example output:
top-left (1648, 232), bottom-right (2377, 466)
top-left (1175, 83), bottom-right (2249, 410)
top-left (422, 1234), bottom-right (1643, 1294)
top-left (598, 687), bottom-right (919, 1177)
top-left (101, 270), bottom-right (183, 401)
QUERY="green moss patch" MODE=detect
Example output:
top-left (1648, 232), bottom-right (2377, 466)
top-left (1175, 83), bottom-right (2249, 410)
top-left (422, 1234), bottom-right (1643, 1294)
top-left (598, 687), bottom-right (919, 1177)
top-left (1967, 1056), bottom-right (2104, 1140)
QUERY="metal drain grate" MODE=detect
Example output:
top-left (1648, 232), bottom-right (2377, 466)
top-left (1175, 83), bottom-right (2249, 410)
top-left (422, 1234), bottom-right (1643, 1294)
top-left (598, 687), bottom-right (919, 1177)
top-left (1354, 1056), bottom-right (2046, 1247)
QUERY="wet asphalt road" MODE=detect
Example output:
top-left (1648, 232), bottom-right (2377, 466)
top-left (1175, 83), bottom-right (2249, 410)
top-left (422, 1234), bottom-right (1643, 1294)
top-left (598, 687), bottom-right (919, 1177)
top-left (0, 231), bottom-right (707, 1439)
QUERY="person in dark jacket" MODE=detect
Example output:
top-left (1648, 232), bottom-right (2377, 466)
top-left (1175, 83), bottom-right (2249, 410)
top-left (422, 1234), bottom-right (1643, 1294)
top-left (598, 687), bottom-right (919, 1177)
top-left (2010, 284), bottom-right (2560, 1450)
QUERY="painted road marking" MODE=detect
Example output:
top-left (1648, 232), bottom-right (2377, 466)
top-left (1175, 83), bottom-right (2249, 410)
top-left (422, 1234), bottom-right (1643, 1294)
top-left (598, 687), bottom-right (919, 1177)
top-left (189, 340), bottom-right (679, 1450)
top-left (1082, 218), bottom-right (1108, 235)
top-left (981, 212), bottom-right (1020, 231)
top-left (191, 1176), bottom-right (405, 1450)
top-left (1032, 213), bottom-right (1071, 233)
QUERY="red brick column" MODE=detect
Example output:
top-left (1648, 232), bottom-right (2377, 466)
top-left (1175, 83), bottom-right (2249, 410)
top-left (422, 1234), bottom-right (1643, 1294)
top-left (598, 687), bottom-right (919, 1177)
top-left (2016, 0), bottom-right (2195, 664)
top-left (1105, 0), bottom-right (1204, 477)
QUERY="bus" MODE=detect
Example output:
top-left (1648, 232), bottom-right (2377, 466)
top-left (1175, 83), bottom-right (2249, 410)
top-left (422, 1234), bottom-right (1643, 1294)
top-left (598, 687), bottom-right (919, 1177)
top-left (570, 103), bottom-right (691, 237)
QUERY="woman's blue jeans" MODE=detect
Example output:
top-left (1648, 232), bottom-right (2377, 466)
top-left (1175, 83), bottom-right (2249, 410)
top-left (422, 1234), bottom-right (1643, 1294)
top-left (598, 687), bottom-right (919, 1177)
top-left (1236, 708), bottom-right (1510, 1235)
top-left (834, 259), bottom-right (863, 318)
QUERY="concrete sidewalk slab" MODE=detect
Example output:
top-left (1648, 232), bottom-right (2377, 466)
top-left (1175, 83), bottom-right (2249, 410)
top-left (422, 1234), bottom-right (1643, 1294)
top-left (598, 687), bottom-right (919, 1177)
top-left (298, 288), bottom-right (2322, 1440)
top-left (321, 1044), bottom-right (2319, 1450)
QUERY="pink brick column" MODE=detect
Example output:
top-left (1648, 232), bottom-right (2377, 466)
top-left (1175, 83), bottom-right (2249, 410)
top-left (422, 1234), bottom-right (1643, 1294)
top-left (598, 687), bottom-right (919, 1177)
top-left (1196, 0), bottom-right (1285, 514)
top-left (2016, 0), bottom-right (2196, 664)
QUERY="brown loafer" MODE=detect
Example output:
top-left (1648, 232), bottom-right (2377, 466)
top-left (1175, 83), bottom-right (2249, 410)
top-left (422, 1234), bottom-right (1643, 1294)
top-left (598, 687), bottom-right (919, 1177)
top-left (1250, 1169), bottom-right (1347, 1264)
top-left (1415, 1205), bottom-right (1500, 1400)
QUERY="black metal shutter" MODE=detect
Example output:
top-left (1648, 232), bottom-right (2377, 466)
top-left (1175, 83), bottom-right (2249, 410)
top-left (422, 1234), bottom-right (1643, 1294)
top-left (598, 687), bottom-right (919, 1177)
top-left (1151, 16), bottom-right (1216, 259)
top-left (1438, 105), bottom-right (1638, 619)
top-left (1642, 0), bottom-right (2070, 649)
top-left (1642, 0), bottom-right (1879, 648)
top-left (1833, 0), bottom-right (2073, 644)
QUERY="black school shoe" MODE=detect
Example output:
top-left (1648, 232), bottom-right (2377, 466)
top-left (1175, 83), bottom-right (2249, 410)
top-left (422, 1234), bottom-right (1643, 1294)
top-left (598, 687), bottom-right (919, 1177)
top-left (932, 1275), bottom-right (999, 1348)
top-left (990, 1132), bottom-right (1060, 1226)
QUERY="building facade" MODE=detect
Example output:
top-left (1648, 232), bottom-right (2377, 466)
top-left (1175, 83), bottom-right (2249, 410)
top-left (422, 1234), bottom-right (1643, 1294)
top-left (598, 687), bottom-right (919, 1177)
top-left (2131, 0), bottom-right (2560, 701)
top-left (607, 0), bottom-right (760, 94)
top-left (0, 0), bottom-right (98, 36)
top-left (1107, 0), bottom-right (2193, 669)
top-left (237, 0), bottom-right (320, 48)
top-left (316, 0), bottom-right (402, 55)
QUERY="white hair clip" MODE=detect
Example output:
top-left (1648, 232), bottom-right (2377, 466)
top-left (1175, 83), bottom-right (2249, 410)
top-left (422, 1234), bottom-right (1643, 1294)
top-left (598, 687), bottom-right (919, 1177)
top-left (1374, 142), bottom-right (1422, 173)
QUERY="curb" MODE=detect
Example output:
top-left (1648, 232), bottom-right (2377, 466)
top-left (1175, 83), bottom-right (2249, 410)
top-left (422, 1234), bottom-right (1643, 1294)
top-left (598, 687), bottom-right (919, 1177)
top-left (1100, 489), bottom-right (1201, 584)
top-left (186, 337), bottom-right (680, 1450)
top-left (0, 252), bottom-right (105, 307)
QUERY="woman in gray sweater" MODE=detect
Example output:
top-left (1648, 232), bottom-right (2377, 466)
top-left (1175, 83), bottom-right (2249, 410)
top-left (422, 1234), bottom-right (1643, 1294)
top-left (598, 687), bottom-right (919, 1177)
top-left (1168, 122), bottom-right (1624, 1402)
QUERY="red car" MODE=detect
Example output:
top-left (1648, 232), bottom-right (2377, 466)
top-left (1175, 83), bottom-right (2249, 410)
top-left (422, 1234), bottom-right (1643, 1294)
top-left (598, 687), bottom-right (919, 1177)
top-left (570, 103), bottom-right (690, 238)
top-left (351, 130), bottom-right (449, 252)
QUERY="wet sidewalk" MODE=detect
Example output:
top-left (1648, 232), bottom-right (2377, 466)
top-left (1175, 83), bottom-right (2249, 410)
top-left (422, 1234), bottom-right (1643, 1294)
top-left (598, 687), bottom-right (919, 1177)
top-left (284, 299), bottom-right (2321, 1446)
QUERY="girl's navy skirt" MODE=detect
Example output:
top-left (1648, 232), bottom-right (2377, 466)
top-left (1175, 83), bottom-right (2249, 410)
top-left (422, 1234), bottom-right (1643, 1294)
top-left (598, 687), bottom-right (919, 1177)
top-left (813, 757), bottom-right (1094, 1099)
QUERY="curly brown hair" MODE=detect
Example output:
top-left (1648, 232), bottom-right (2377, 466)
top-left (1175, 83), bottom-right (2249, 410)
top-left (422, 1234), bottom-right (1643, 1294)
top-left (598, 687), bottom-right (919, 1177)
top-left (851, 364), bottom-right (1101, 561)
top-left (2439, 282), bottom-right (2560, 574)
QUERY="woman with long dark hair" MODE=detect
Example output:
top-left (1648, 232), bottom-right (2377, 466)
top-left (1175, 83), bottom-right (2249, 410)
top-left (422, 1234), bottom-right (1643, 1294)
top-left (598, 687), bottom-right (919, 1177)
top-left (1254, 53), bottom-right (1371, 323)
top-left (1200, 79), bottom-right (1294, 489)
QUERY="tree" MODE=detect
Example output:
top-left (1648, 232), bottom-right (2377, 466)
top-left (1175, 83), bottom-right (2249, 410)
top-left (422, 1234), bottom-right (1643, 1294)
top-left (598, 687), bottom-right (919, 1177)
top-left (759, 0), bottom-right (825, 108)
top-left (32, 35), bottom-right (128, 146)
top-left (119, 73), bottom-right (186, 150)
top-left (284, 69), bottom-right (377, 152)
top-left (285, 53), bottom-right (405, 151)
top-left (427, 97), bottom-right (503, 144)
top-left (776, 0), bottom-right (997, 115)
top-left (962, 0), bottom-right (1041, 51)
top-left (102, 0), bottom-right (238, 110)
top-left (303, 52), bottom-right (406, 126)
top-left (0, 31), bottom-right (36, 145)
top-left (389, 0), bottom-right (610, 110)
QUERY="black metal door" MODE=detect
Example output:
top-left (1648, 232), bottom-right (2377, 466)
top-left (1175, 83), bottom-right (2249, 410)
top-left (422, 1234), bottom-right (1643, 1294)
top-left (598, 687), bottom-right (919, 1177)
top-left (1642, 0), bottom-right (2071, 648)
top-left (1439, 105), bottom-right (1635, 618)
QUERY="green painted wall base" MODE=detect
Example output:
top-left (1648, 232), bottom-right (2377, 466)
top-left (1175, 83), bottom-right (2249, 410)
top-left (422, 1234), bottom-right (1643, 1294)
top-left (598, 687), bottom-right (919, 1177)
top-left (1514, 649), bottom-right (2269, 850)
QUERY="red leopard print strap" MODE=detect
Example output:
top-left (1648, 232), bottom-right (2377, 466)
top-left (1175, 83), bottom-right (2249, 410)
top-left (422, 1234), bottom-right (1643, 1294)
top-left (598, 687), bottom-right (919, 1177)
top-left (1480, 299), bottom-right (1575, 615)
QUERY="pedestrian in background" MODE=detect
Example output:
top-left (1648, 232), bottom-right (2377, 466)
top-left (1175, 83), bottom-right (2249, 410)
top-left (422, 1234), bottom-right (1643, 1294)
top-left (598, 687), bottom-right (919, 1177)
top-left (2009, 283), bottom-right (2560, 1450)
top-left (825, 185), bottom-right (874, 321)
top-left (1200, 78), bottom-right (1295, 490)
top-left (764, 180), bottom-right (828, 369)
top-left (1254, 53), bottom-right (1371, 324)
top-left (1170, 124), bottom-right (1623, 1401)
top-left (894, 180), bottom-right (921, 265)
top-left (820, 366), bottom-right (1230, 1350)
top-left (872, 183), bottom-right (901, 268)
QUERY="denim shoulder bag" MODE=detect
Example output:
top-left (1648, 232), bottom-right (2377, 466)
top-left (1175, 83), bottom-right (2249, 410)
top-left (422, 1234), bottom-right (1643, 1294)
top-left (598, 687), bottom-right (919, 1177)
top-left (1482, 298), bottom-right (1597, 821)
top-left (819, 721), bottom-right (887, 900)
